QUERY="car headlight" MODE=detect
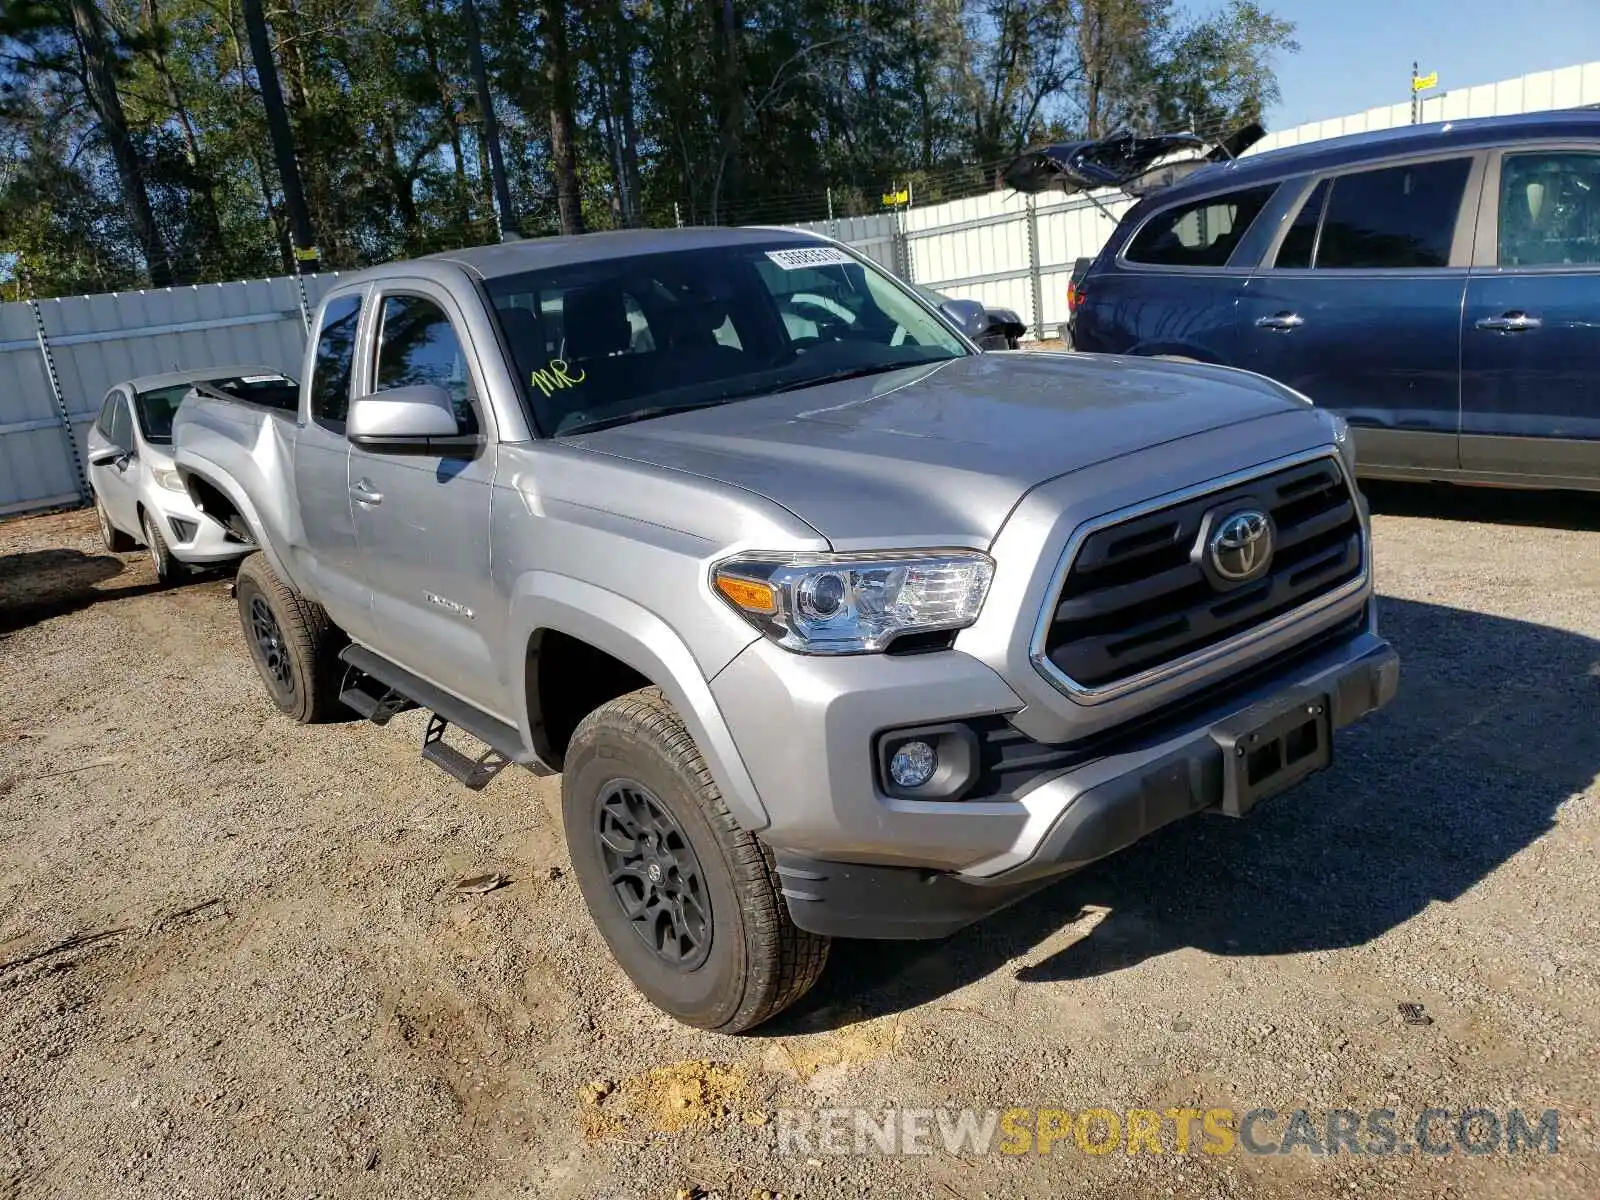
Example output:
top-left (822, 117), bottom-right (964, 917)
top-left (154, 466), bottom-right (185, 492)
top-left (712, 551), bottom-right (994, 654)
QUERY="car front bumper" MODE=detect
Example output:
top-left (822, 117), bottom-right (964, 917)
top-left (144, 485), bottom-right (250, 564)
top-left (713, 622), bottom-right (1397, 940)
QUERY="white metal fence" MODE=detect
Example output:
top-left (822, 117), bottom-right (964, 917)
top-left (0, 275), bottom-right (342, 516)
top-left (4, 58), bottom-right (1598, 518)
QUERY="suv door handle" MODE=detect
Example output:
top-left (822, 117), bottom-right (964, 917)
top-left (1476, 311), bottom-right (1541, 332)
top-left (350, 481), bottom-right (383, 506)
top-left (1255, 311), bottom-right (1304, 330)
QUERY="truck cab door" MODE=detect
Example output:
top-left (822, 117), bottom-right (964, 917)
top-left (1460, 146), bottom-right (1600, 486)
top-left (347, 284), bottom-right (507, 720)
top-left (291, 291), bottom-right (377, 644)
top-left (1239, 156), bottom-right (1482, 477)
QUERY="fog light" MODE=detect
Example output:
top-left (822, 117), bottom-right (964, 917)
top-left (888, 740), bottom-right (937, 789)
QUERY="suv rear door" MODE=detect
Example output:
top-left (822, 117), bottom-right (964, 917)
top-left (1071, 183), bottom-right (1279, 360)
top-left (1460, 145), bottom-right (1600, 485)
top-left (1237, 154), bottom-right (1485, 477)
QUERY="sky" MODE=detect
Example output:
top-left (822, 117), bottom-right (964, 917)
top-left (1259, 0), bottom-right (1600, 130)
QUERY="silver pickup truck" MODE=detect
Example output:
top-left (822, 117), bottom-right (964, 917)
top-left (172, 227), bottom-right (1398, 1033)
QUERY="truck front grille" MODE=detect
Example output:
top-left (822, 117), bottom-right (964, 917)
top-left (1041, 455), bottom-right (1363, 692)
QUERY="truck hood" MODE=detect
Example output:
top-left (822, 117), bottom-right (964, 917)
top-left (572, 353), bottom-right (1309, 548)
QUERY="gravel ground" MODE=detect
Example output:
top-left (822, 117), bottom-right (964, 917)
top-left (1, 488), bottom-right (1597, 1200)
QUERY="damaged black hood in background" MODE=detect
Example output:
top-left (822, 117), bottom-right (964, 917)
top-left (1003, 124), bottom-right (1267, 196)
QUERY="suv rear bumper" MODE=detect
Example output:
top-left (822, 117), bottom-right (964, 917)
top-left (770, 636), bottom-right (1398, 940)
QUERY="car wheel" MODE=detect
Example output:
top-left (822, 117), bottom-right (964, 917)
top-left (141, 510), bottom-right (181, 584)
top-left (94, 491), bottom-right (136, 553)
top-left (234, 552), bottom-right (347, 723)
top-left (563, 687), bottom-right (829, 1033)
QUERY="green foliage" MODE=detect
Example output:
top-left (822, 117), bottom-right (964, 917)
top-left (0, 0), bottom-right (1296, 298)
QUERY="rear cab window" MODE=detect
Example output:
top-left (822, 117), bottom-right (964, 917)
top-left (310, 294), bottom-right (363, 431)
top-left (132, 384), bottom-right (193, 445)
top-left (1124, 185), bottom-right (1278, 267)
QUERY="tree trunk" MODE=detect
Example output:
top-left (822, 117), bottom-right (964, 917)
top-left (419, 1), bottom-right (472, 229)
top-left (711, 0), bottom-right (742, 224)
top-left (541, 0), bottom-right (585, 235)
top-left (242, 0), bottom-right (319, 270)
top-left (612, 0), bottom-right (644, 227)
top-left (68, 0), bottom-right (173, 286)
top-left (461, 0), bottom-right (519, 238)
top-left (143, 0), bottom-right (224, 274)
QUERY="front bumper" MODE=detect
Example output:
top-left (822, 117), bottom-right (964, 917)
top-left (144, 486), bottom-right (250, 564)
top-left (740, 631), bottom-right (1397, 940)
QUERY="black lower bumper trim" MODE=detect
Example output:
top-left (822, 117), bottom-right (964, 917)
top-left (774, 638), bottom-right (1400, 941)
top-left (774, 853), bottom-right (1061, 940)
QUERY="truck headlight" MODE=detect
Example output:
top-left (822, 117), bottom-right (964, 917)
top-left (712, 551), bottom-right (994, 654)
top-left (154, 466), bottom-right (186, 492)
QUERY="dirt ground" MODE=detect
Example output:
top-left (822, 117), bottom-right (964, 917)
top-left (2, 489), bottom-right (1598, 1200)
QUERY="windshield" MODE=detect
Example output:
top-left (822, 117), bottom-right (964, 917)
top-left (485, 240), bottom-right (968, 435)
top-left (134, 372), bottom-right (297, 444)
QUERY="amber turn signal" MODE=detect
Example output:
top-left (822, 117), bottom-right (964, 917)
top-left (715, 574), bottom-right (777, 614)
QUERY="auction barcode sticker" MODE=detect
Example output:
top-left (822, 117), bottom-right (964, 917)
top-left (766, 247), bottom-right (854, 270)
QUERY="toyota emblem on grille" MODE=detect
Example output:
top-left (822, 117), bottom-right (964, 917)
top-left (1209, 509), bottom-right (1273, 582)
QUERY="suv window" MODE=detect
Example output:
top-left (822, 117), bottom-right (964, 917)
top-left (310, 294), bottom-right (363, 430)
top-left (1274, 179), bottom-right (1330, 269)
top-left (1125, 185), bottom-right (1276, 267)
top-left (1315, 158), bottom-right (1471, 269)
top-left (375, 294), bottom-right (479, 435)
top-left (1498, 151), bottom-right (1600, 267)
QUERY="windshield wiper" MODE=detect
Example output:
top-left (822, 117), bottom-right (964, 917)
top-left (767, 362), bottom-right (928, 395)
top-left (556, 400), bottom-right (729, 436)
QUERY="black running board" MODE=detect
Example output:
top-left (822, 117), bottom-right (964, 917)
top-left (338, 644), bottom-right (550, 789)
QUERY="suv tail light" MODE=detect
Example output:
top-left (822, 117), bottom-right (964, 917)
top-left (1067, 282), bottom-right (1084, 312)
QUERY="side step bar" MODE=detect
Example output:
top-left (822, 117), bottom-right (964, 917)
top-left (338, 644), bottom-right (551, 791)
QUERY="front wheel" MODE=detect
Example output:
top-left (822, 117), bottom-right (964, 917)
top-left (563, 687), bottom-right (829, 1033)
top-left (234, 553), bottom-right (346, 723)
top-left (141, 511), bottom-right (180, 584)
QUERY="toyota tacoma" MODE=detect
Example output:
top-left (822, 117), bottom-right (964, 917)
top-left (171, 227), bottom-right (1399, 1033)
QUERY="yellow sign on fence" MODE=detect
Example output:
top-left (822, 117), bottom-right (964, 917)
top-left (882, 188), bottom-right (909, 207)
top-left (1412, 71), bottom-right (1438, 92)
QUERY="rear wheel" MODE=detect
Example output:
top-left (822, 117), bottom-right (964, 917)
top-left (234, 553), bottom-right (346, 723)
top-left (94, 491), bottom-right (135, 553)
top-left (563, 687), bottom-right (829, 1033)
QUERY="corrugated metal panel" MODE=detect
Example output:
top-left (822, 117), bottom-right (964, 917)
top-left (0, 274), bottom-right (323, 516)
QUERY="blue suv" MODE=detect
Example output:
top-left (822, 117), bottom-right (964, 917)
top-left (1062, 112), bottom-right (1600, 492)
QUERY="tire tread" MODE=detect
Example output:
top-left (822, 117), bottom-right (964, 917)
top-left (570, 686), bottom-right (829, 1033)
top-left (235, 553), bottom-right (346, 724)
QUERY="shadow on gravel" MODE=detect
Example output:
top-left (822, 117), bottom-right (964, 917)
top-left (1364, 480), bottom-right (1600, 531)
top-left (0, 548), bottom-right (209, 636)
top-left (784, 595), bottom-right (1600, 1028)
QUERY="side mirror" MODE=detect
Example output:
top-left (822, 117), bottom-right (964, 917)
top-left (88, 445), bottom-right (127, 467)
top-left (938, 298), bottom-right (991, 343)
top-left (347, 384), bottom-right (472, 453)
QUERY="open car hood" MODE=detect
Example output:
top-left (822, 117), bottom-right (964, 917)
top-left (1003, 124), bottom-right (1267, 197)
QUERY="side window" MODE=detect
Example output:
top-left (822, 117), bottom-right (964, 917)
top-left (107, 397), bottom-right (132, 449)
top-left (1273, 179), bottom-right (1330, 269)
top-left (374, 294), bottom-right (479, 435)
top-left (1125, 185), bottom-right (1277, 267)
top-left (1315, 158), bottom-right (1472, 269)
top-left (1498, 152), bottom-right (1600, 267)
top-left (95, 392), bottom-right (118, 437)
top-left (310, 294), bottom-right (362, 431)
